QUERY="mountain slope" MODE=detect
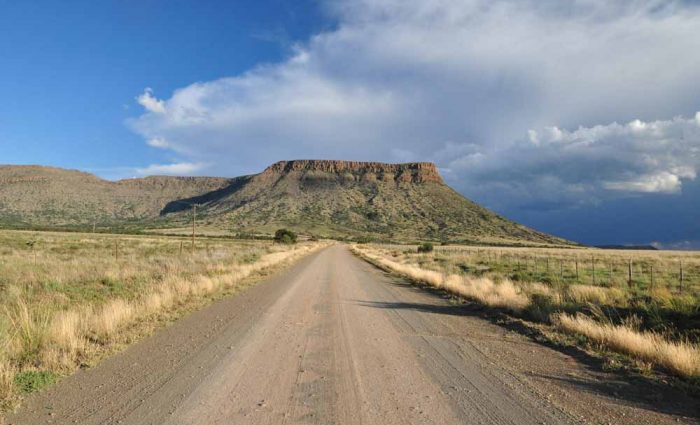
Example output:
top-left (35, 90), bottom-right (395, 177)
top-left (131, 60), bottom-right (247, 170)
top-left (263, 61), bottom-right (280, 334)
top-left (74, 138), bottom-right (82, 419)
top-left (0, 165), bottom-right (232, 226)
top-left (0, 161), bottom-right (569, 245)
top-left (175, 160), bottom-right (567, 245)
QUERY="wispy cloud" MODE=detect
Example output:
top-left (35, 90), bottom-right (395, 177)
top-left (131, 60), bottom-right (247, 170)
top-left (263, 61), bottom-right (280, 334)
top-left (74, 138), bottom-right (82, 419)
top-left (135, 162), bottom-right (206, 176)
top-left (146, 137), bottom-right (169, 149)
top-left (136, 88), bottom-right (166, 114)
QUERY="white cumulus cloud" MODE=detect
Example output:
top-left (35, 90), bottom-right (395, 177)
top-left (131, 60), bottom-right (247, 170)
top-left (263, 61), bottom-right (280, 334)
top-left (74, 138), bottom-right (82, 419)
top-left (444, 113), bottom-right (700, 209)
top-left (128, 0), bottom-right (700, 209)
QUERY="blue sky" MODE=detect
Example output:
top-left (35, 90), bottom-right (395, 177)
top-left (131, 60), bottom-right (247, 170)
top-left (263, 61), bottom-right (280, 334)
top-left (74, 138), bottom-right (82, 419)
top-left (0, 0), bottom-right (326, 173)
top-left (2, 0), bottom-right (700, 247)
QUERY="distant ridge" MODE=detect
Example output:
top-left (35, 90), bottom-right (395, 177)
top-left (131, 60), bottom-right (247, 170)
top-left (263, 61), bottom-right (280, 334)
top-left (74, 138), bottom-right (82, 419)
top-left (595, 245), bottom-right (658, 250)
top-left (0, 164), bottom-right (231, 226)
top-left (0, 161), bottom-right (570, 245)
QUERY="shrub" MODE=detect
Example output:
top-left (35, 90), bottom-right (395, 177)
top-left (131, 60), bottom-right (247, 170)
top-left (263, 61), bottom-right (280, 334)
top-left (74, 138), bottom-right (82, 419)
top-left (417, 242), bottom-right (434, 253)
top-left (273, 228), bottom-right (297, 244)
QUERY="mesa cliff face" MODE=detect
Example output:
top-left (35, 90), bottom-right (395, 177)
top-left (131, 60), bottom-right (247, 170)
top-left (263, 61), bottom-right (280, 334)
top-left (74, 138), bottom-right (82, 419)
top-left (259, 160), bottom-right (443, 184)
top-left (0, 161), bottom-right (567, 245)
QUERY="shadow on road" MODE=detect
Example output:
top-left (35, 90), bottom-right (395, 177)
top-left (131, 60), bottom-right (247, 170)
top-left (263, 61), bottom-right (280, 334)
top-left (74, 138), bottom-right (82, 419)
top-left (353, 274), bottom-right (700, 421)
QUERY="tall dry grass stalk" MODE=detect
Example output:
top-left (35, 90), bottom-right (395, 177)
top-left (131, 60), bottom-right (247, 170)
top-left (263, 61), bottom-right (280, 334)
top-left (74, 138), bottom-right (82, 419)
top-left (0, 362), bottom-right (15, 412)
top-left (554, 313), bottom-right (700, 378)
top-left (3, 301), bottom-right (51, 360)
top-left (565, 285), bottom-right (626, 305)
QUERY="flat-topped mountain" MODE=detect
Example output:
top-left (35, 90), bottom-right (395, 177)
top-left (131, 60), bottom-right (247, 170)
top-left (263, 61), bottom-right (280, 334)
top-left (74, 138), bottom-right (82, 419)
top-left (0, 161), bottom-right (568, 245)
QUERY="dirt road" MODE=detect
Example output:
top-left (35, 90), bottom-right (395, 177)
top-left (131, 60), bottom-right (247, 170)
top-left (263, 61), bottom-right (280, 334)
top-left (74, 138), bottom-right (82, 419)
top-left (6, 246), bottom-right (699, 424)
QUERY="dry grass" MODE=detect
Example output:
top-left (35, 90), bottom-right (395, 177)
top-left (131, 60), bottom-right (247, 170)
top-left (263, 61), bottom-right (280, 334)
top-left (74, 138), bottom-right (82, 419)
top-left (554, 313), bottom-right (700, 378)
top-left (355, 248), bottom-right (529, 312)
top-left (372, 242), bottom-right (700, 301)
top-left (352, 244), bottom-right (700, 379)
top-left (443, 275), bottom-right (530, 311)
top-left (0, 230), bottom-right (322, 409)
top-left (0, 362), bottom-right (14, 411)
top-left (565, 285), bottom-right (627, 305)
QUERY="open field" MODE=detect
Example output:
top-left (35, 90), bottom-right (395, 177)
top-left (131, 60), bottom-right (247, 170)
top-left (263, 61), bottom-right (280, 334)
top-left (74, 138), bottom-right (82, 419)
top-left (7, 246), bottom-right (698, 424)
top-left (0, 229), bottom-right (321, 410)
top-left (351, 244), bottom-right (700, 380)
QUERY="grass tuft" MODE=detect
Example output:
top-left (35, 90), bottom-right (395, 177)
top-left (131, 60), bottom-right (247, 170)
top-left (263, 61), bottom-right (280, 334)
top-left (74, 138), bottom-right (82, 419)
top-left (553, 313), bottom-right (700, 378)
top-left (13, 370), bottom-right (57, 394)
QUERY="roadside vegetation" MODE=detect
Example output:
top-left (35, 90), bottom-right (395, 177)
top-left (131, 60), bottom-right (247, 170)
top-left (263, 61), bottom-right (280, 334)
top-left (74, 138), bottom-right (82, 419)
top-left (274, 228), bottom-right (298, 244)
top-left (0, 229), bottom-right (320, 410)
top-left (351, 244), bottom-right (700, 381)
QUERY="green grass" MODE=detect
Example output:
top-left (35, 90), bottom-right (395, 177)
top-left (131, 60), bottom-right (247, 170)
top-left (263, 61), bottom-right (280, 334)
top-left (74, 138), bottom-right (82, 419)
top-left (14, 371), bottom-right (57, 394)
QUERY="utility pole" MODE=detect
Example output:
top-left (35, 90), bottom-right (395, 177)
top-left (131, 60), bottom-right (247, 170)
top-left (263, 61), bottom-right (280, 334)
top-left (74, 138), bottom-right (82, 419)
top-left (192, 204), bottom-right (197, 255)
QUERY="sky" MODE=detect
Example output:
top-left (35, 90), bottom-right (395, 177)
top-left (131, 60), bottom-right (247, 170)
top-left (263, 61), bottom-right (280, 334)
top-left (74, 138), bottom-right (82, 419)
top-left (1, 0), bottom-right (700, 248)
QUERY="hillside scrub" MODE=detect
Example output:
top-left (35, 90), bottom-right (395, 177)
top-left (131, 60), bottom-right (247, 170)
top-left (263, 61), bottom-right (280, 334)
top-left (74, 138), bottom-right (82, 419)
top-left (0, 230), bottom-right (322, 410)
top-left (351, 244), bottom-right (700, 380)
top-left (274, 228), bottom-right (297, 244)
top-left (417, 242), bottom-right (434, 253)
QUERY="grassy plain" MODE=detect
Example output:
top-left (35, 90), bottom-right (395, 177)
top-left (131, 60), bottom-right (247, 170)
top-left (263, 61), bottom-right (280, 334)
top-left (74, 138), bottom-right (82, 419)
top-left (352, 244), bottom-right (700, 380)
top-left (0, 230), bottom-right (319, 410)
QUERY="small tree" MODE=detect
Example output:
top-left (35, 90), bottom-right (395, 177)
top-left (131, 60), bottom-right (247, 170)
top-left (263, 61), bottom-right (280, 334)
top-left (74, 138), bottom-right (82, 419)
top-left (417, 242), bottom-right (434, 253)
top-left (274, 228), bottom-right (297, 244)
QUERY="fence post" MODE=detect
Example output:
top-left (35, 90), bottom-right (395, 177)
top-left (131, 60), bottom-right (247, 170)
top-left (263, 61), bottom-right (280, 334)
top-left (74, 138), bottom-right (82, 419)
top-left (559, 259), bottom-right (563, 280)
top-left (592, 256), bottom-right (596, 285)
top-left (575, 259), bottom-right (579, 281)
top-left (628, 259), bottom-right (633, 288)
top-left (650, 264), bottom-right (654, 290)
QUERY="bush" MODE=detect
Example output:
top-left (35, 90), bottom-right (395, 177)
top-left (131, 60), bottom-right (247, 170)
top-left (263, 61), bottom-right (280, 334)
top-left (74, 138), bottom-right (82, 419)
top-left (417, 242), bottom-right (434, 253)
top-left (274, 229), bottom-right (297, 244)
